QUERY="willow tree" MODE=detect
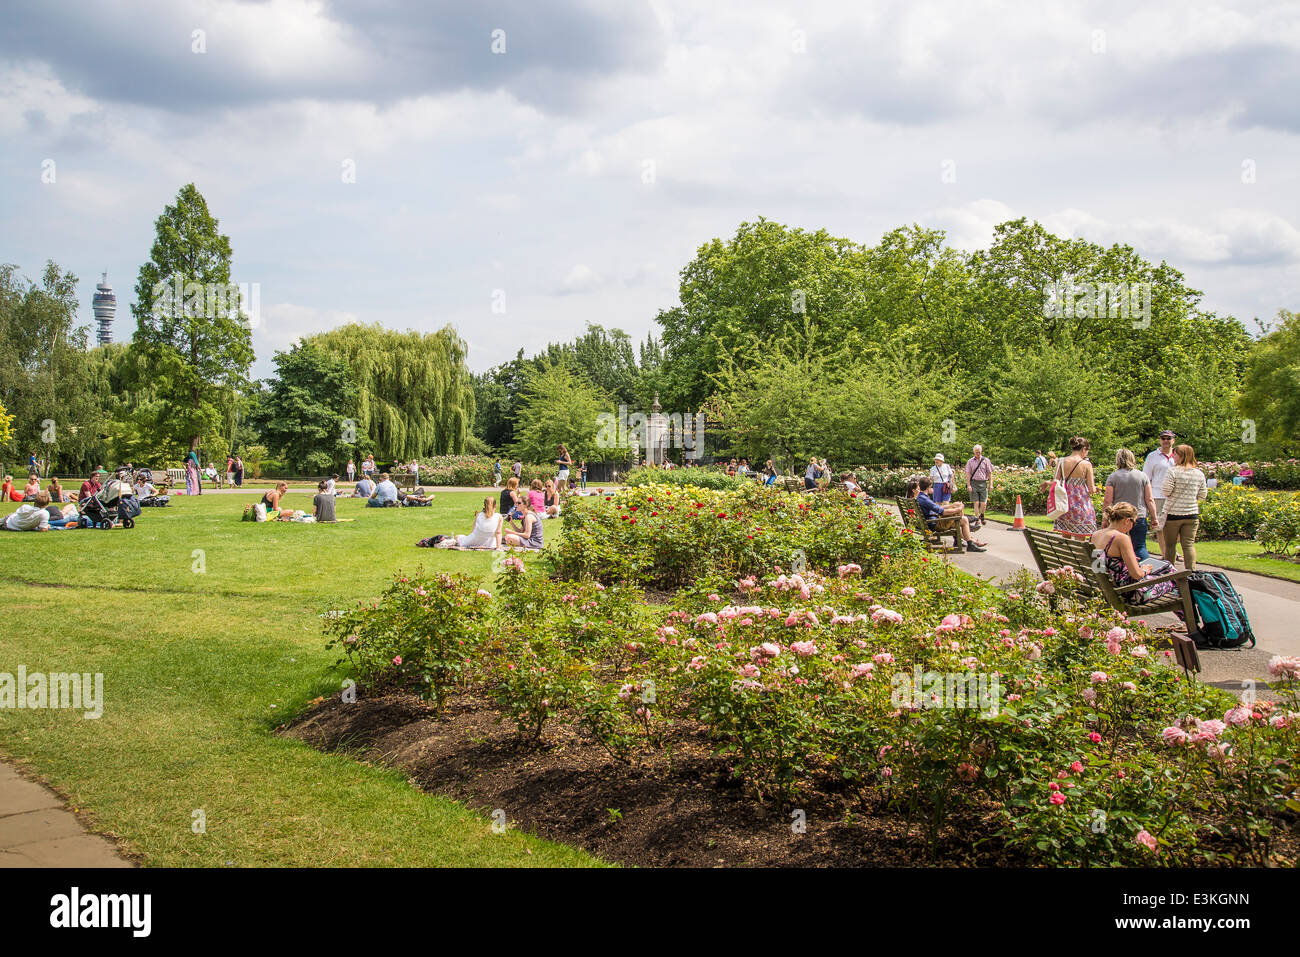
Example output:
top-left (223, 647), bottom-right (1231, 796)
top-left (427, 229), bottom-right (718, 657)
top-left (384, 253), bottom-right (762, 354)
top-left (306, 323), bottom-right (474, 459)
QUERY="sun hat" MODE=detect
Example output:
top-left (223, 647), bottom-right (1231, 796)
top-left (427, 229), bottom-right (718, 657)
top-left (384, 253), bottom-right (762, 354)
top-left (934, 453), bottom-right (945, 462)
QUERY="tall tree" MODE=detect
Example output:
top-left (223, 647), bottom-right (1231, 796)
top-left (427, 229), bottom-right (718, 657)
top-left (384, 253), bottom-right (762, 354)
top-left (132, 183), bottom-right (254, 457)
top-left (307, 323), bottom-right (475, 459)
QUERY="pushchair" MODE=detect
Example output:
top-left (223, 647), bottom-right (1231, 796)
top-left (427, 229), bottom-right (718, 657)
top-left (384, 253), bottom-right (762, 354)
top-left (79, 469), bottom-right (142, 528)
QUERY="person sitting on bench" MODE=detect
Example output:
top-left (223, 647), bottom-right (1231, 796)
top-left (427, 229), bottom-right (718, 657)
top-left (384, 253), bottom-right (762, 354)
top-left (907, 476), bottom-right (986, 552)
top-left (1090, 502), bottom-right (1178, 603)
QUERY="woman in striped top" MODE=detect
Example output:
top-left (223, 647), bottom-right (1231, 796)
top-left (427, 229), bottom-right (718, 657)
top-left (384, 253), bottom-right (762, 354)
top-left (1160, 444), bottom-right (1208, 569)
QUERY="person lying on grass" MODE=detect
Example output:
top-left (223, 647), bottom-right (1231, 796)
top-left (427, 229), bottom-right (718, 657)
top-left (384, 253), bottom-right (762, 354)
top-left (906, 476), bottom-right (987, 552)
top-left (3, 491), bottom-right (71, 531)
top-left (504, 497), bottom-right (544, 550)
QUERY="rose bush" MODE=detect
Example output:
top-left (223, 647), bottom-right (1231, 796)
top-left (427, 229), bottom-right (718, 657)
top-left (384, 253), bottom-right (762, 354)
top-left (326, 484), bottom-right (1299, 865)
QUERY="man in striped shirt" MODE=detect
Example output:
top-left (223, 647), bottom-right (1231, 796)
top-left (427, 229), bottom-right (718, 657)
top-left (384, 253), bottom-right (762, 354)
top-left (965, 445), bottom-right (994, 528)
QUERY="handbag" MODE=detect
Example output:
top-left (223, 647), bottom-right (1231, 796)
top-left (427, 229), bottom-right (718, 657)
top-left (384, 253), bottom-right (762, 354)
top-left (1046, 461), bottom-right (1073, 520)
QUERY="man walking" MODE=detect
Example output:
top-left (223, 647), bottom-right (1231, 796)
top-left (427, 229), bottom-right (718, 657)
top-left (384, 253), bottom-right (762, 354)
top-left (965, 445), bottom-right (993, 528)
top-left (1143, 430), bottom-right (1177, 531)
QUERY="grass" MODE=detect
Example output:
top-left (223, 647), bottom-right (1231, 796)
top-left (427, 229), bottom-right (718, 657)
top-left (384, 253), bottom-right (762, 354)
top-left (985, 510), bottom-right (1300, 583)
top-left (0, 490), bottom-right (601, 867)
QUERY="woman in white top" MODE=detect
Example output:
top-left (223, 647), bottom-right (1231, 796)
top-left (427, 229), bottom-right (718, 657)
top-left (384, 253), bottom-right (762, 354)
top-left (1160, 444), bottom-right (1208, 569)
top-left (449, 497), bottom-right (502, 549)
top-left (929, 454), bottom-right (955, 503)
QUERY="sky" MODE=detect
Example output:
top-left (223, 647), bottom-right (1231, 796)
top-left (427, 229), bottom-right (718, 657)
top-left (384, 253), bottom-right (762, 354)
top-left (2, 0), bottom-right (1298, 380)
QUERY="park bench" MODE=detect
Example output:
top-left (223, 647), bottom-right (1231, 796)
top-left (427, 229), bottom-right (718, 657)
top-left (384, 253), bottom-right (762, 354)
top-left (392, 473), bottom-right (418, 490)
top-left (894, 496), bottom-right (962, 553)
top-left (1023, 527), bottom-right (1201, 675)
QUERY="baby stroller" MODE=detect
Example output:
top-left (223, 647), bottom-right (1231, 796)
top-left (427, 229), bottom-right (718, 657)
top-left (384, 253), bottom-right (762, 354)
top-left (79, 468), bottom-right (142, 528)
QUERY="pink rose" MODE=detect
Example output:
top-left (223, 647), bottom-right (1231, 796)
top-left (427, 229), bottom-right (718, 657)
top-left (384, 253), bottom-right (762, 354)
top-left (1135, 829), bottom-right (1157, 852)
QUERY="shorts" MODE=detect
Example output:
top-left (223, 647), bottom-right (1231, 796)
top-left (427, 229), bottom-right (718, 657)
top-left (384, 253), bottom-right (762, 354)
top-left (557, 469), bottom-right (570, 480)
top-left (969, 479), bottom-right (989, 503)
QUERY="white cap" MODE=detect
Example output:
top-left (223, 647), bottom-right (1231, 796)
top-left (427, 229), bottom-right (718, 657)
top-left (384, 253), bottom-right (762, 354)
top-left (934, 453), bottom-right (945, 462)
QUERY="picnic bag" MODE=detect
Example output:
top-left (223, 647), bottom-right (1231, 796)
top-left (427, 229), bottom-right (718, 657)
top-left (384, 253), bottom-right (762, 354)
top-left (1186, 570), bottom-right (1256, 649)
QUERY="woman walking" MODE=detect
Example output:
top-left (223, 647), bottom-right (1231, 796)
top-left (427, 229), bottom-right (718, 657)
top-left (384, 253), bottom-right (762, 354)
top-left (1052, 437), bottom-right (1097, 540)
top-left (1103, 448), bottom-right (1158, 561)
top-left (1160, 444), bottom-right (1208, 569)
top-left (185, 448), bottom-right (201, 496)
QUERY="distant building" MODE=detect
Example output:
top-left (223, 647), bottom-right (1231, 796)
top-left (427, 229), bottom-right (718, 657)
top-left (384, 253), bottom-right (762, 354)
top-left (93, 271), bottom-right (116, 345)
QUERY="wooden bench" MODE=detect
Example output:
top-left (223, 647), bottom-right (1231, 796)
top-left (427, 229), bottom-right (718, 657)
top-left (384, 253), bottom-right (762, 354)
top-left (895, 496), bottom-right (962, 552)
top-left (1023, 527), bottom-right (1200, 674)
top-left (392, 473), bottom-right (418, 490)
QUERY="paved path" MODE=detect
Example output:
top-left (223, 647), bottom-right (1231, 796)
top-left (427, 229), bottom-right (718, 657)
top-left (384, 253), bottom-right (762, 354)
top-left (947, 519), bottom-right (1298, 691)
top-left (0, 761), bottom-right (130, 867)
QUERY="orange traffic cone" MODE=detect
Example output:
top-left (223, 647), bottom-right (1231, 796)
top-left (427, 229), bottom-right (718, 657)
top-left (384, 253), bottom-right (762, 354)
top-left (1011, 495), bottom-right (1026, 530)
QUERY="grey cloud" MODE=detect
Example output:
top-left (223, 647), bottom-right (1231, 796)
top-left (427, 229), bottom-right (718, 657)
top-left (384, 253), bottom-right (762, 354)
top-left (0, 0), bottom-right (666, 113)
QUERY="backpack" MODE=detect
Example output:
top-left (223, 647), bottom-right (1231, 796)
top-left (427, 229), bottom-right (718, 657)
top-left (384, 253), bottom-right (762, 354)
top-left (1186, 571), bottom-right (1256, 649)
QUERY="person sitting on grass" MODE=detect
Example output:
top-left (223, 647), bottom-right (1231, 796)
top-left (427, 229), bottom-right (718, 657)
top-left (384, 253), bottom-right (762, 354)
top-left (543, 478), bottom-right (562, 518)
top-left (313, 481), bottom-right (337, 523)
top-left (527, 478), bottom-right (546, 514)
top-left (261, 482), bottom-right (289, 515)
top-left (434, 497), bottom-right (503, 549)
top-left (79, 469), bottom-right (105, 501)
top-left (22, 474), bottom-right (41, 500)
top-left (906, 476), bottom-right (986, 552)
top-left (504, 497), bottom-right (544, 550)
top-left (3, 491), bottom-right (63, 531)
top-left (368, 473), bottom-right (399, 507)
top-left (46, 477), bottom-right (68, 502)
top-left (352, 475), bottom-right (374, 498)
top-left (1, 475), bottom-right (17, 502)
top-left (500, 477), bottom-right (522, 518)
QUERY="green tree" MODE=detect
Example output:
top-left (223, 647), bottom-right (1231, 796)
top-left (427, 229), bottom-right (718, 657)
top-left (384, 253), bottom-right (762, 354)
top-left (657, 219), bottom-right (874, 410)
top-left (251, 342), bottom-right (359, 474)
top-left (0, 262), bottom-right (103, 473)
top-left (1240, 309), bottom-right (1300, 455)
top-left (979, 341), bottom-right (1127, 458)
top-left (510, 360), bottom-right (612, 464)
top-left (307, 323), bottom-right (474, 459)
top-left (132, 183), bottom-right (254, 457)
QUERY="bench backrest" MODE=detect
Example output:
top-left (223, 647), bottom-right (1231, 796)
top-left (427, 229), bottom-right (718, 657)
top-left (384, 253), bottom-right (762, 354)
top-left (894, 496), bottom-right (931, 535)
top-left (1023, 527), bottom-right (1123, 607)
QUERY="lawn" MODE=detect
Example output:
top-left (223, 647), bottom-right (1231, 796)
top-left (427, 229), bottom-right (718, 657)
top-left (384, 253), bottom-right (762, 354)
top-left (984, 511), bottom-right (1300, 583)
top-left (0, 491), bottom-right (601, 867)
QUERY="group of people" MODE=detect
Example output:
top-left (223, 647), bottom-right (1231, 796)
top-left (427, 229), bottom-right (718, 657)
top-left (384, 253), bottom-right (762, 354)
top-left (1044, 430), bottom-right (1208, 595)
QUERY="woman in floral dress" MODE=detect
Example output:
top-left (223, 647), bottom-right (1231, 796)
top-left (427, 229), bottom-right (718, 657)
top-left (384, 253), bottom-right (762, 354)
top-left (1090, 502), bottom-right (1178, 603)
top-left (1052, 436), bottom-right (1097, 540)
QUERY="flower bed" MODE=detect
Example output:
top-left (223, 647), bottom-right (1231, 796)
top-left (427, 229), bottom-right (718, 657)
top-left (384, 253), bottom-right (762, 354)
top-left (548, 484), bottom-right (918, 587)
top-left (623, 465), bottom-right (746, 491)
top-left (316, 485), bottom-right (1299, 866)
top-left (1197, 485), bottom-right (1300, 544)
